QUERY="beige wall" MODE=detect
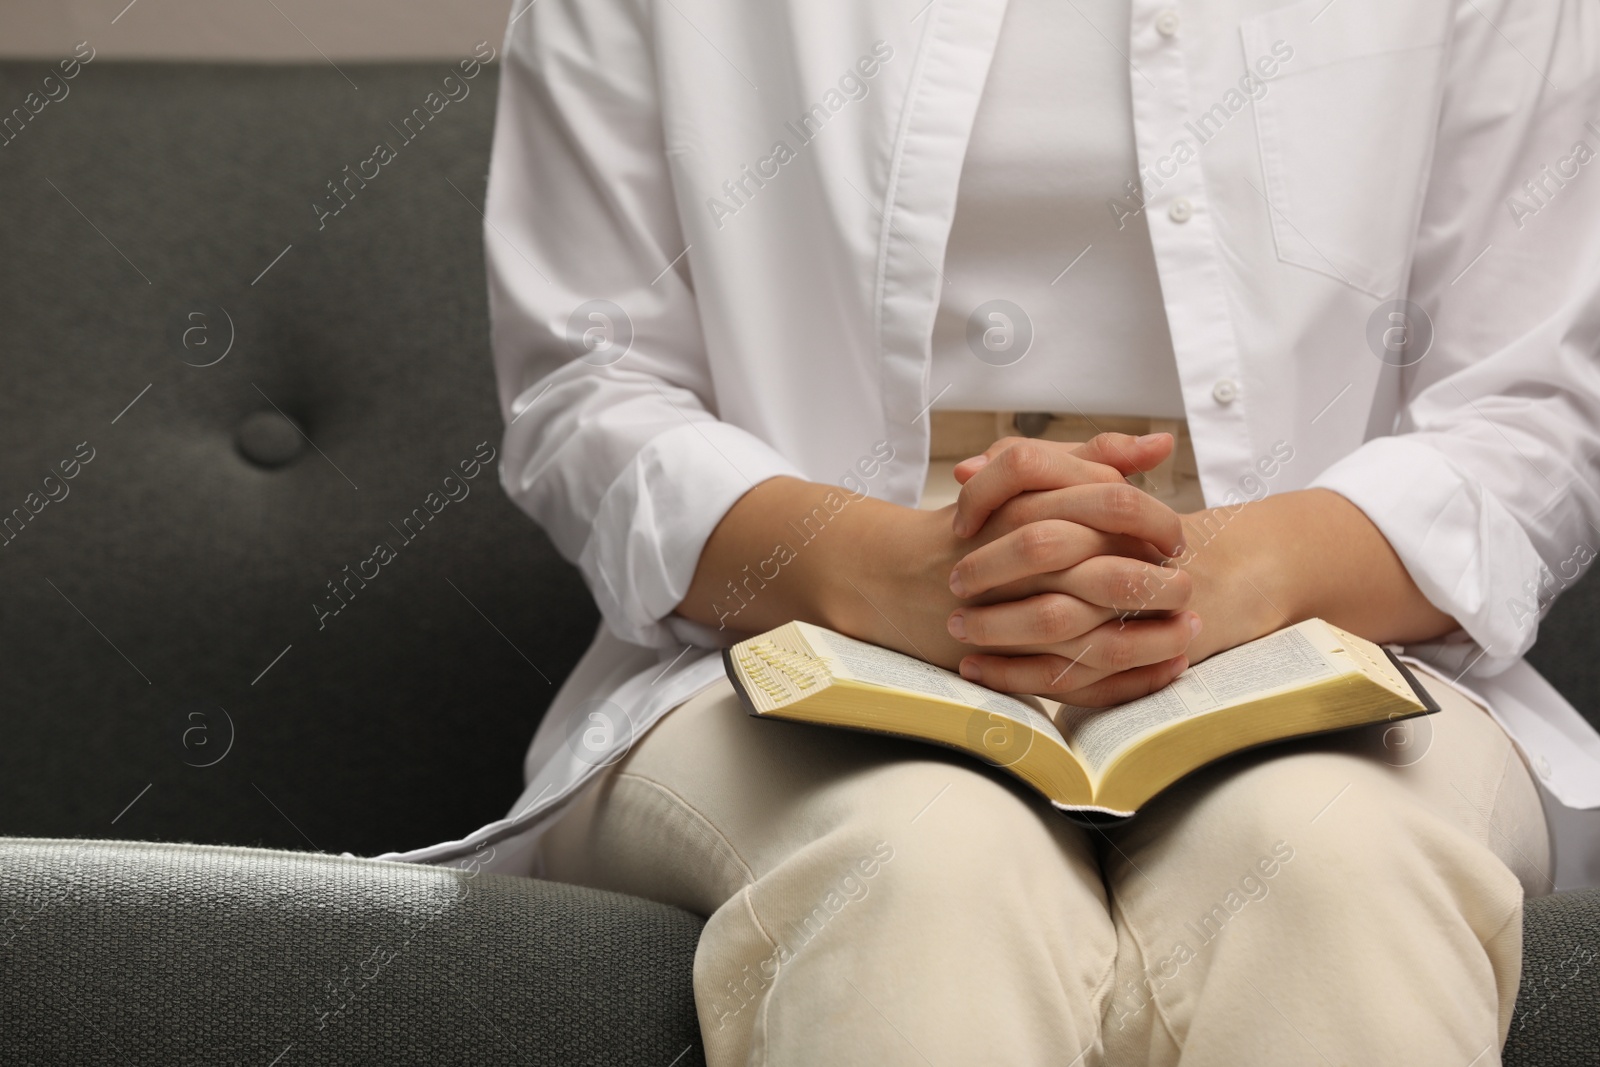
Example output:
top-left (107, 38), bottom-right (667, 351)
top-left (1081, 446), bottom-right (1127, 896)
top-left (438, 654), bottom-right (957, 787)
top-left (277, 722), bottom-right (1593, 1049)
top-left (0, 0), bottom-right (512, 61)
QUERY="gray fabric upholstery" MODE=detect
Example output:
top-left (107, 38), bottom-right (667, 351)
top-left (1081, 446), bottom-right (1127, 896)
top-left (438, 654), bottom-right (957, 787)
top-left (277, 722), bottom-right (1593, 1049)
top-left (0, 59), bottom-right (1595, 1064)
top-left (1525, 577), bottom-right (1600, 733)
top-left (0, 838), bottom-right (706, 1066)
top-left (1506, 888), bottom-right (1600, 1065)
top-left (0, 839), bottom-right (1593, 1066)
top-left (0, 61), bottom-right (597, 858)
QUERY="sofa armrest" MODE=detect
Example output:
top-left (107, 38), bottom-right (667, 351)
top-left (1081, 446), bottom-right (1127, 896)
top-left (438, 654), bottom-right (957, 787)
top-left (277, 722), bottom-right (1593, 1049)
top-left (1506, 888), bottom-right (1600, 1066)
top-left (0, 838), bottom-right (706, 1066)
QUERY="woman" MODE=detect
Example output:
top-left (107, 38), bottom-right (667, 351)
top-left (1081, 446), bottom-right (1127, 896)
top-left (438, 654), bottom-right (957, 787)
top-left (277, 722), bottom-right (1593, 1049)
top-left (383, 0), bottom-right (1600, 1062)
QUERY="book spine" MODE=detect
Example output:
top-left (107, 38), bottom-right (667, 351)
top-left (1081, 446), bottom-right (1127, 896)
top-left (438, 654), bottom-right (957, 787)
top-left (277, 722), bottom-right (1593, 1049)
top-left (1383, 647), bottom-right (1441, 715)
top-left (722, 647), bottom-right (762, 717)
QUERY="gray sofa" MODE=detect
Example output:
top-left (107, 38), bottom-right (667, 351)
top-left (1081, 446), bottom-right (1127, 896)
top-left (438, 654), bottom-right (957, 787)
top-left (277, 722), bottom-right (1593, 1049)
top-left (0, 61), bottom-right (1593, 1064)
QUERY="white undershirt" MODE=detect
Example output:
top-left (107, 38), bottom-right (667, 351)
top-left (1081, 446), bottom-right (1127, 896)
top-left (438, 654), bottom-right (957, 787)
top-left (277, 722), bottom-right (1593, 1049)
top-left (929, 0), bottom-right (1186, 418)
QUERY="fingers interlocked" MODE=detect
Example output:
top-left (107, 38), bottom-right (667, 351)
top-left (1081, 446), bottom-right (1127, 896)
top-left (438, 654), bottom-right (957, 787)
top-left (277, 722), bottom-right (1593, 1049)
top-left (944, 433), bottom-right (1197, 706)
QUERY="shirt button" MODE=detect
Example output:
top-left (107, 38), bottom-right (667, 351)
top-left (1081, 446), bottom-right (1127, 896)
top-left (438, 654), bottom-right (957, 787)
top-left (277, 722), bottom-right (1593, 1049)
top-left (1212, 378), bottom-right (1239, 404)
top-left (1155, 9), bottom-right (1180, 37)
top-left (1168, 197), bottom-right (1193, 223)
top-left (1535, 754), bottom-right (1553, 780)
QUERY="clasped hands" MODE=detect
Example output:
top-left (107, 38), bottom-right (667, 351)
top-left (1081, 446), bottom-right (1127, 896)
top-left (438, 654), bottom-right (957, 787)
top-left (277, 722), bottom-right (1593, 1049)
top-left (842, 432), bottom-right (1206, 708)
top-left (947, 432), bottom-right (1198, 706)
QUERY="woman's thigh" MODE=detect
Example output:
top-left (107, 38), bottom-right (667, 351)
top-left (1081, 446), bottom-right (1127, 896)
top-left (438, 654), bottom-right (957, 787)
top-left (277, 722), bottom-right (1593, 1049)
top-left (537, 674), bottom-right (1109, 915)
top-left (1099, 666), bottom-right (1551, 1065)
top-left (536, 677), bottom-right (1122, 1064)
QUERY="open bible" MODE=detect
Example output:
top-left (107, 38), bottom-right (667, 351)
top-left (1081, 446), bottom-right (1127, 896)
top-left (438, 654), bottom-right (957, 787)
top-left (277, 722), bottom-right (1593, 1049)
top-left (722, 618), bottom-right (1438, 820)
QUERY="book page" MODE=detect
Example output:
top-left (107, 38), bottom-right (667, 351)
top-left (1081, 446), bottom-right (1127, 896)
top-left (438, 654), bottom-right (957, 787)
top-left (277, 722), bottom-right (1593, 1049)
top-left (803, 625), bottom-right (1061, 739)
top-left (1058, 626), bottom-right (1337, 773)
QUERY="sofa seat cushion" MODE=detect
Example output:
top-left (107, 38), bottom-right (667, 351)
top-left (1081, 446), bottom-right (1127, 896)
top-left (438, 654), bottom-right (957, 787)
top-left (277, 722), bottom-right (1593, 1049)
top-left (0, 838), bottom-right (706, 1066)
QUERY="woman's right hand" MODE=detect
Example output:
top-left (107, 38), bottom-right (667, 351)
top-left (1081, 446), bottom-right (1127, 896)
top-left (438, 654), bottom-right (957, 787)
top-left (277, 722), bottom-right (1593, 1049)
top-left (676, 433), bottom-right (1196, 706)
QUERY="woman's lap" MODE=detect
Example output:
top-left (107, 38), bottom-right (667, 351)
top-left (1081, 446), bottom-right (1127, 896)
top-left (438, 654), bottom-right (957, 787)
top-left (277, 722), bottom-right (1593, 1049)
top-left (536, 663), bottom-right (1550, 1066)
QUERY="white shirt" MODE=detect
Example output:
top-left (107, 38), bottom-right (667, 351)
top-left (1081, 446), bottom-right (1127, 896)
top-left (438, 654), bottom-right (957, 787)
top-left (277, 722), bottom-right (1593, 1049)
top-left (931, 0), bottom-right (1186, 417)
top-left (379, 0), bottom-right (1600, 890)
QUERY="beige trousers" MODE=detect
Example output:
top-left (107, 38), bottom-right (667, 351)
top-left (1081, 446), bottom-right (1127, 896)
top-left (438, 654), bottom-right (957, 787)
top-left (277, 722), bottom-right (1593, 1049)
top-left (536, 412), bottom-right (1553, 1066)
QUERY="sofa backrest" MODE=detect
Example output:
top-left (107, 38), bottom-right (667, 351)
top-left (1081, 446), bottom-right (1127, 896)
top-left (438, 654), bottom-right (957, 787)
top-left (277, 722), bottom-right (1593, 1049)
top-left (0, 61), bottom-right (598, 857)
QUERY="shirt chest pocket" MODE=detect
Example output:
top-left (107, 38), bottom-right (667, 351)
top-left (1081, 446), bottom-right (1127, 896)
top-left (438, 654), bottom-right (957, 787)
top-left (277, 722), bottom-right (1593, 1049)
top-left (1239, 0), bottom-right (1449, 298)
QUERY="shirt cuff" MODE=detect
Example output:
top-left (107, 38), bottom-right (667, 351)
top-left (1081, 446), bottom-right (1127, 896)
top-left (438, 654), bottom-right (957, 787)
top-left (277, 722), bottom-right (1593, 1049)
top-left (577, 420), bottom-right (806, 648)
top-left (1307, 434), bottom-right (1548, 676)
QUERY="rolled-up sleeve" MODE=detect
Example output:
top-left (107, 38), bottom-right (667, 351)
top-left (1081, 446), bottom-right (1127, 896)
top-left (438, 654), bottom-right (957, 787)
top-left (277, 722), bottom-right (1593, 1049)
top-left (1311, 0), bottom-right (1600, 676)
top-left (483, 0), bottom-right (804, 648)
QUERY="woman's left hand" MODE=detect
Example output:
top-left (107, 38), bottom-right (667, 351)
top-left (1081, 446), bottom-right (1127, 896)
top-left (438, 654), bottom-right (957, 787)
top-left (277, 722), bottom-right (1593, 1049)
top-left (950, 434), bottom-right (1462, 697)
